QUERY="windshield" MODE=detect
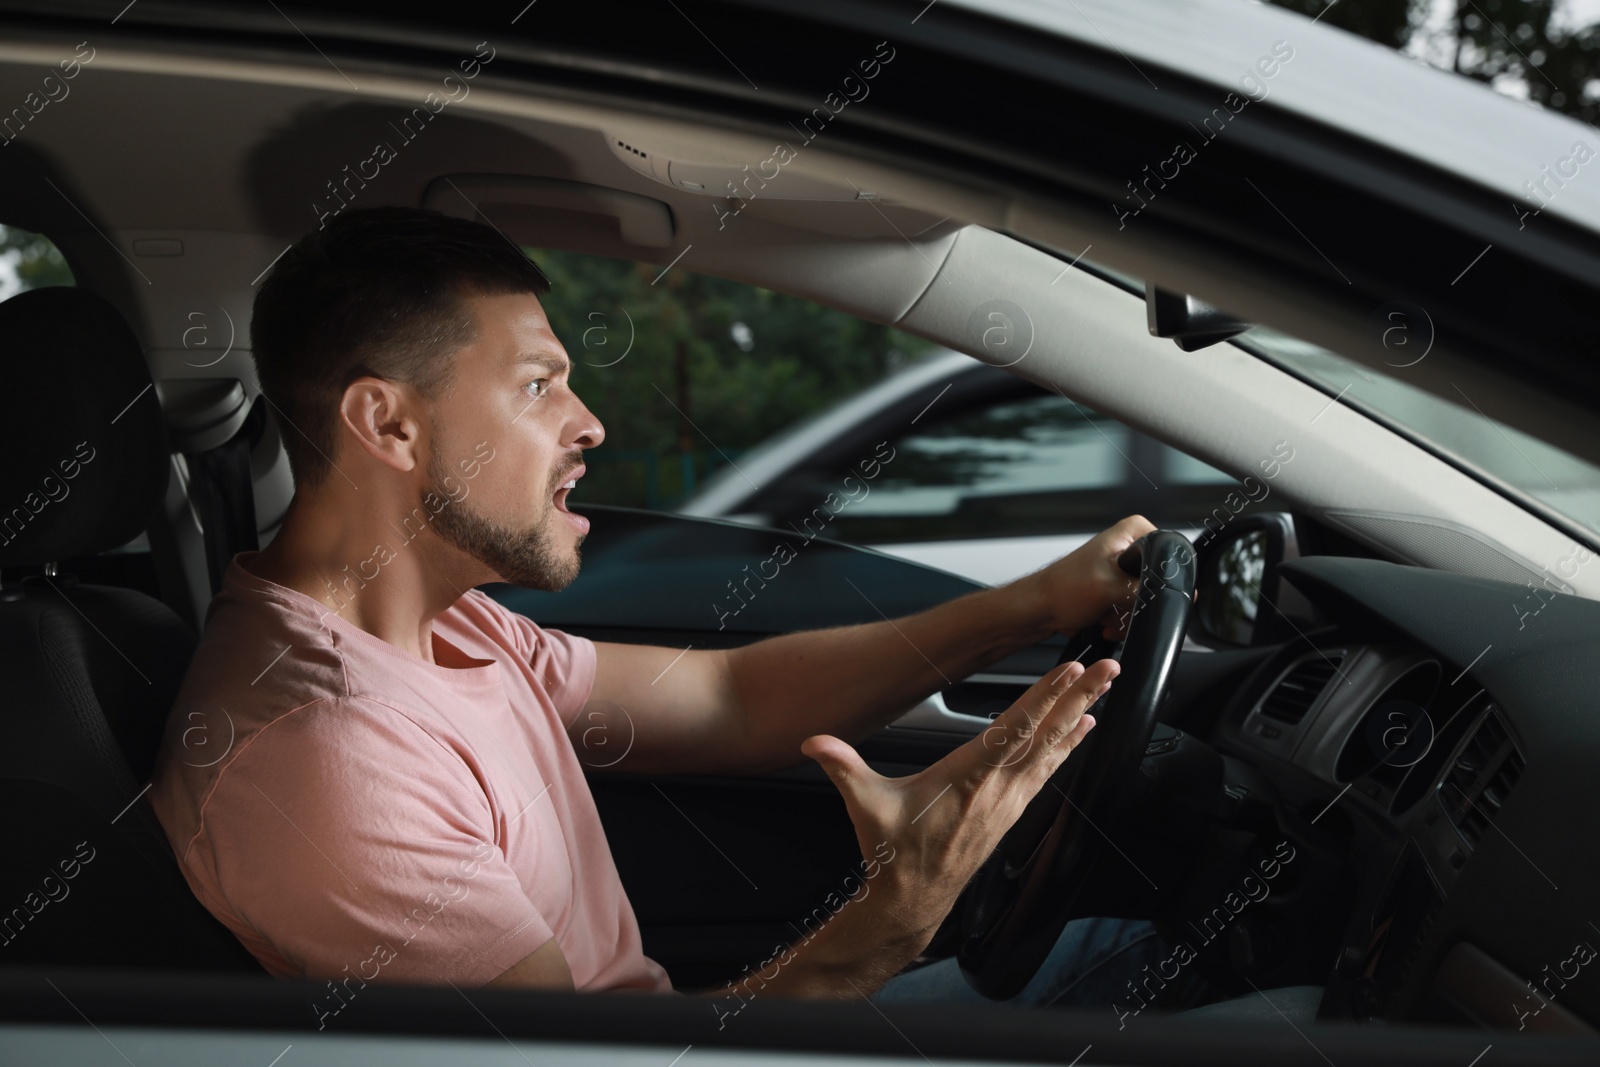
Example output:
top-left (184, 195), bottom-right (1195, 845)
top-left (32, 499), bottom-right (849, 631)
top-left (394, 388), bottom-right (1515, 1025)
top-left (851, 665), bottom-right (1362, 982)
top-left (1236, 325), bottom-right (1600, 541)
top-left (1085, 255), bottom-right (1600, 543)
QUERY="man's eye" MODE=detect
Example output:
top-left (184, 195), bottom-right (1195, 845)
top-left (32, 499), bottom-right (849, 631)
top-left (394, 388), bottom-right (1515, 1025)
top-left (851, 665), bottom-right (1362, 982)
top-left (523, 378), bottom-right (549, 399)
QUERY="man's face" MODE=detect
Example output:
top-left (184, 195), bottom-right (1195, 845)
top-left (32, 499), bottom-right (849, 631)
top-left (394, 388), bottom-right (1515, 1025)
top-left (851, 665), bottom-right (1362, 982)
top-left (422, 289), bottom-right (605, 591)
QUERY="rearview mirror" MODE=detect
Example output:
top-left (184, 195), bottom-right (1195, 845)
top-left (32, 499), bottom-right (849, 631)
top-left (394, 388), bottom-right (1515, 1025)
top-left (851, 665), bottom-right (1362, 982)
top-left (1146, 287), bottom-right (1252, 351)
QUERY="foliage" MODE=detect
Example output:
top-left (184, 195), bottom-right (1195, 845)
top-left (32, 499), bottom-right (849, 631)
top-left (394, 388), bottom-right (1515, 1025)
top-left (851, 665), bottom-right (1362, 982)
top-left (0, 224), bottom-right (74, 300)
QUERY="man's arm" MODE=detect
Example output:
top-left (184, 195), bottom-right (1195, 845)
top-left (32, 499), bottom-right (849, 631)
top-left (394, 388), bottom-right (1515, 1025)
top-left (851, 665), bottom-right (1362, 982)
top-left (485, 938), bottom-right (575, 991)
top-left (500, 657), bottom-right (1114, 999)
top-left (573, 516), bottom-right (1151, 775)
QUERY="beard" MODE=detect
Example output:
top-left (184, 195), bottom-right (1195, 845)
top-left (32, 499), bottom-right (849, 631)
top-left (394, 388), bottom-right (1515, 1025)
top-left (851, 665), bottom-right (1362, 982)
top-left (424, 445), bottom-right (583, 592)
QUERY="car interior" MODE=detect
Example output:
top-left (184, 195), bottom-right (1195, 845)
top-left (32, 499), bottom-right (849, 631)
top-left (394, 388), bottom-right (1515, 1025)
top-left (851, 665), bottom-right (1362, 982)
top-left (3, 2), bottom-right (1600, 1063)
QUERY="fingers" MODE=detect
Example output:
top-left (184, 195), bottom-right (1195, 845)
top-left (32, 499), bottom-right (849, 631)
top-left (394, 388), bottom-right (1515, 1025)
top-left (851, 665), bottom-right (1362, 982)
top-left (802, 734), bottom-right (883, 814)
top-left (1064, 711), bottom-right (1096, 753)
top-left (1104, 518), bottom-right (1147, 613)
top-left (1109, 513), bottom-right (1156, 547)
top-left (1020, 666), bottom-right (1109, 782)
top-left (967, 658), bottom-right (1116, 773)
top-left (802, 733), bottom-right (872, 784)
top-left (964, 664), bottom-right (1077, 771)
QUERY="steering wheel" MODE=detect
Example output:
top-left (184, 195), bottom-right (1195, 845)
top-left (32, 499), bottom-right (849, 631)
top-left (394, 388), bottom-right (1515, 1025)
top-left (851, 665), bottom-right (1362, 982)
top-left (955, 529), bottom-right (1197, 999)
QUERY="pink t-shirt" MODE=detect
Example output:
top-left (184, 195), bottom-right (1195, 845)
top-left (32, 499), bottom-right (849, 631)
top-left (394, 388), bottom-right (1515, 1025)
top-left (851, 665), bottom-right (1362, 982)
top-left (150, 552), bottom-right (671, 995)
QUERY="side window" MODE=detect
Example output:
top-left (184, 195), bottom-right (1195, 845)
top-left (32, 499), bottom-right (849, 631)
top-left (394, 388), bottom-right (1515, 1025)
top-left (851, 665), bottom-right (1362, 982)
top-left (760, 381), bottom-right (1246, 549)
top-left (520, 247), bottom-right (1252, 587)
top-left (526, 247), bottom-right (939, 510)
top-left (799, 388), bottom-right (1141, 544)
top-left (0, 224), bottom-right (74, 300)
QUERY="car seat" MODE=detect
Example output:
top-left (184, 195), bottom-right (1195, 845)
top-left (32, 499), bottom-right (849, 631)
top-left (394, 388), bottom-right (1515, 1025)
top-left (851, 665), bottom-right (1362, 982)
top-left (0, 286), bottom-right (260, 970)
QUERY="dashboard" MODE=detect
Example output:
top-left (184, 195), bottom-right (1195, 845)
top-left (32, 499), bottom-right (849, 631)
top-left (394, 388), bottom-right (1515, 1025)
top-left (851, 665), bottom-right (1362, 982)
top-left (1215, 555), bottom-right (1600, 1033)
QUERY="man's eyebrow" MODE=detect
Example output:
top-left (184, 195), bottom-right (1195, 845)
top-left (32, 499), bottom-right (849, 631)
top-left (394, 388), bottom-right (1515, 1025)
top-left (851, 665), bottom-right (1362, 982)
top-left (514, 352), bottom-right (570, 374)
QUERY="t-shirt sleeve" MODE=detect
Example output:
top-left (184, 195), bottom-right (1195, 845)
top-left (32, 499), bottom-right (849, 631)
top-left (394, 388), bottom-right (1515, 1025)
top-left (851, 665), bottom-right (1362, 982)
top-left (200, 697), bottom-right (554, 988)
top-left (466, 591), bottom-right (597, 729)
top-left (533, 626), bottom-right (597, 730)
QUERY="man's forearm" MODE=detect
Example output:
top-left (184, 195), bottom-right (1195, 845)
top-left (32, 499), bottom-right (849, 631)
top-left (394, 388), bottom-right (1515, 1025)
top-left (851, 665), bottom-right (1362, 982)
top-left (720, 576), bottom-right (1056, 772)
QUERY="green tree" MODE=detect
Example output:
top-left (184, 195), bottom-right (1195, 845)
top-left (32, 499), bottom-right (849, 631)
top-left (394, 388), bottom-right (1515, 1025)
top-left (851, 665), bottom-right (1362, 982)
top-left (0, 224), bottom-right (74, 299)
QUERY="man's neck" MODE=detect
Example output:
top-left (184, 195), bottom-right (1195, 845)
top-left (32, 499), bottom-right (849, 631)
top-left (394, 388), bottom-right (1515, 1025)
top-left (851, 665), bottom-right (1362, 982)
top-left (246, 490), bottom-right (484, 665)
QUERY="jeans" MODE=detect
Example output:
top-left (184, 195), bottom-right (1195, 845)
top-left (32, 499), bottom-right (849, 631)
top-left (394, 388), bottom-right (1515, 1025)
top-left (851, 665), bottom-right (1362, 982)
top-left (872, 917), bottom-right (1211, 1014)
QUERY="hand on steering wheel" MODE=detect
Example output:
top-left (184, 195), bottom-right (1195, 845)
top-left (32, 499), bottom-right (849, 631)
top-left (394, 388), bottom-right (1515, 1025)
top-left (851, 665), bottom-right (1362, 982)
top-left (1030, 515), bottom-right (1156, 643)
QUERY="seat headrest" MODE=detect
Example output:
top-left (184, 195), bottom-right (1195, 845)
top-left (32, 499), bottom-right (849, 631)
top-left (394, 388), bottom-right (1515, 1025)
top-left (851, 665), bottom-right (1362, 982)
top-left (0, 287), bottom-right (170, 568)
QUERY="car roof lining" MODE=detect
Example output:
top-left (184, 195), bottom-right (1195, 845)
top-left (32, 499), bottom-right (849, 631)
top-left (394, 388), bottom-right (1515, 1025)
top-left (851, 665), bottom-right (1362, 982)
top-left (0, 35), bottom-right (991, 317)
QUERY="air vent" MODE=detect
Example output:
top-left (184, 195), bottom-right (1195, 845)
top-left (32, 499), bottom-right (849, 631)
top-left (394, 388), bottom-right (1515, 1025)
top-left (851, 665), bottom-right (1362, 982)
top-left (1259, 655), bottom-right (1344, 725)
top-left (1442, 710), bottom-right (1524, 850)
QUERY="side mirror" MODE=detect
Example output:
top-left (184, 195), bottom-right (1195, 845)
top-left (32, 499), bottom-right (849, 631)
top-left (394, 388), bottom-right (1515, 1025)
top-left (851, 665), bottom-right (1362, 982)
top-left (1192, 513), bottom-right (1297, 647)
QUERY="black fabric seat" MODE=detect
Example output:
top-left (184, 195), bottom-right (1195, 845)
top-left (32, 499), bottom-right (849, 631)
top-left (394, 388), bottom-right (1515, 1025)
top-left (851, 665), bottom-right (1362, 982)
top-left (0, 287), bottom-right (259, 971)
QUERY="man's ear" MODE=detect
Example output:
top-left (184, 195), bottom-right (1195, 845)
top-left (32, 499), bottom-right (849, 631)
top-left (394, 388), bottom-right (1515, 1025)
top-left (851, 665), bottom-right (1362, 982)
top-left (338, 377), bottom-right (426, 474)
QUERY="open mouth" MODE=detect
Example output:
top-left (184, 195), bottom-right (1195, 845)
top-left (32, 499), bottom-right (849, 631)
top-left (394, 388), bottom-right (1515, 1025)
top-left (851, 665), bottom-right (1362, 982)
top-left (553, 465), bottom-right (584, 510)
top-left (552, 466), bottom-right (588, 533)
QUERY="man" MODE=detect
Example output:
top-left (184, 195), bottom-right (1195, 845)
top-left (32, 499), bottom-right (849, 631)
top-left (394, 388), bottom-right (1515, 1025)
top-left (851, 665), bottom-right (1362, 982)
top-left (150, 206), bottom-right (1157, 1007)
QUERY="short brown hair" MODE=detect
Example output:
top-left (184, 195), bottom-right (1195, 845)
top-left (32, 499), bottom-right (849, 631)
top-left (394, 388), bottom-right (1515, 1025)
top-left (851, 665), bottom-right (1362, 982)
top-left (251, 206), bottom-right (550, 486)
